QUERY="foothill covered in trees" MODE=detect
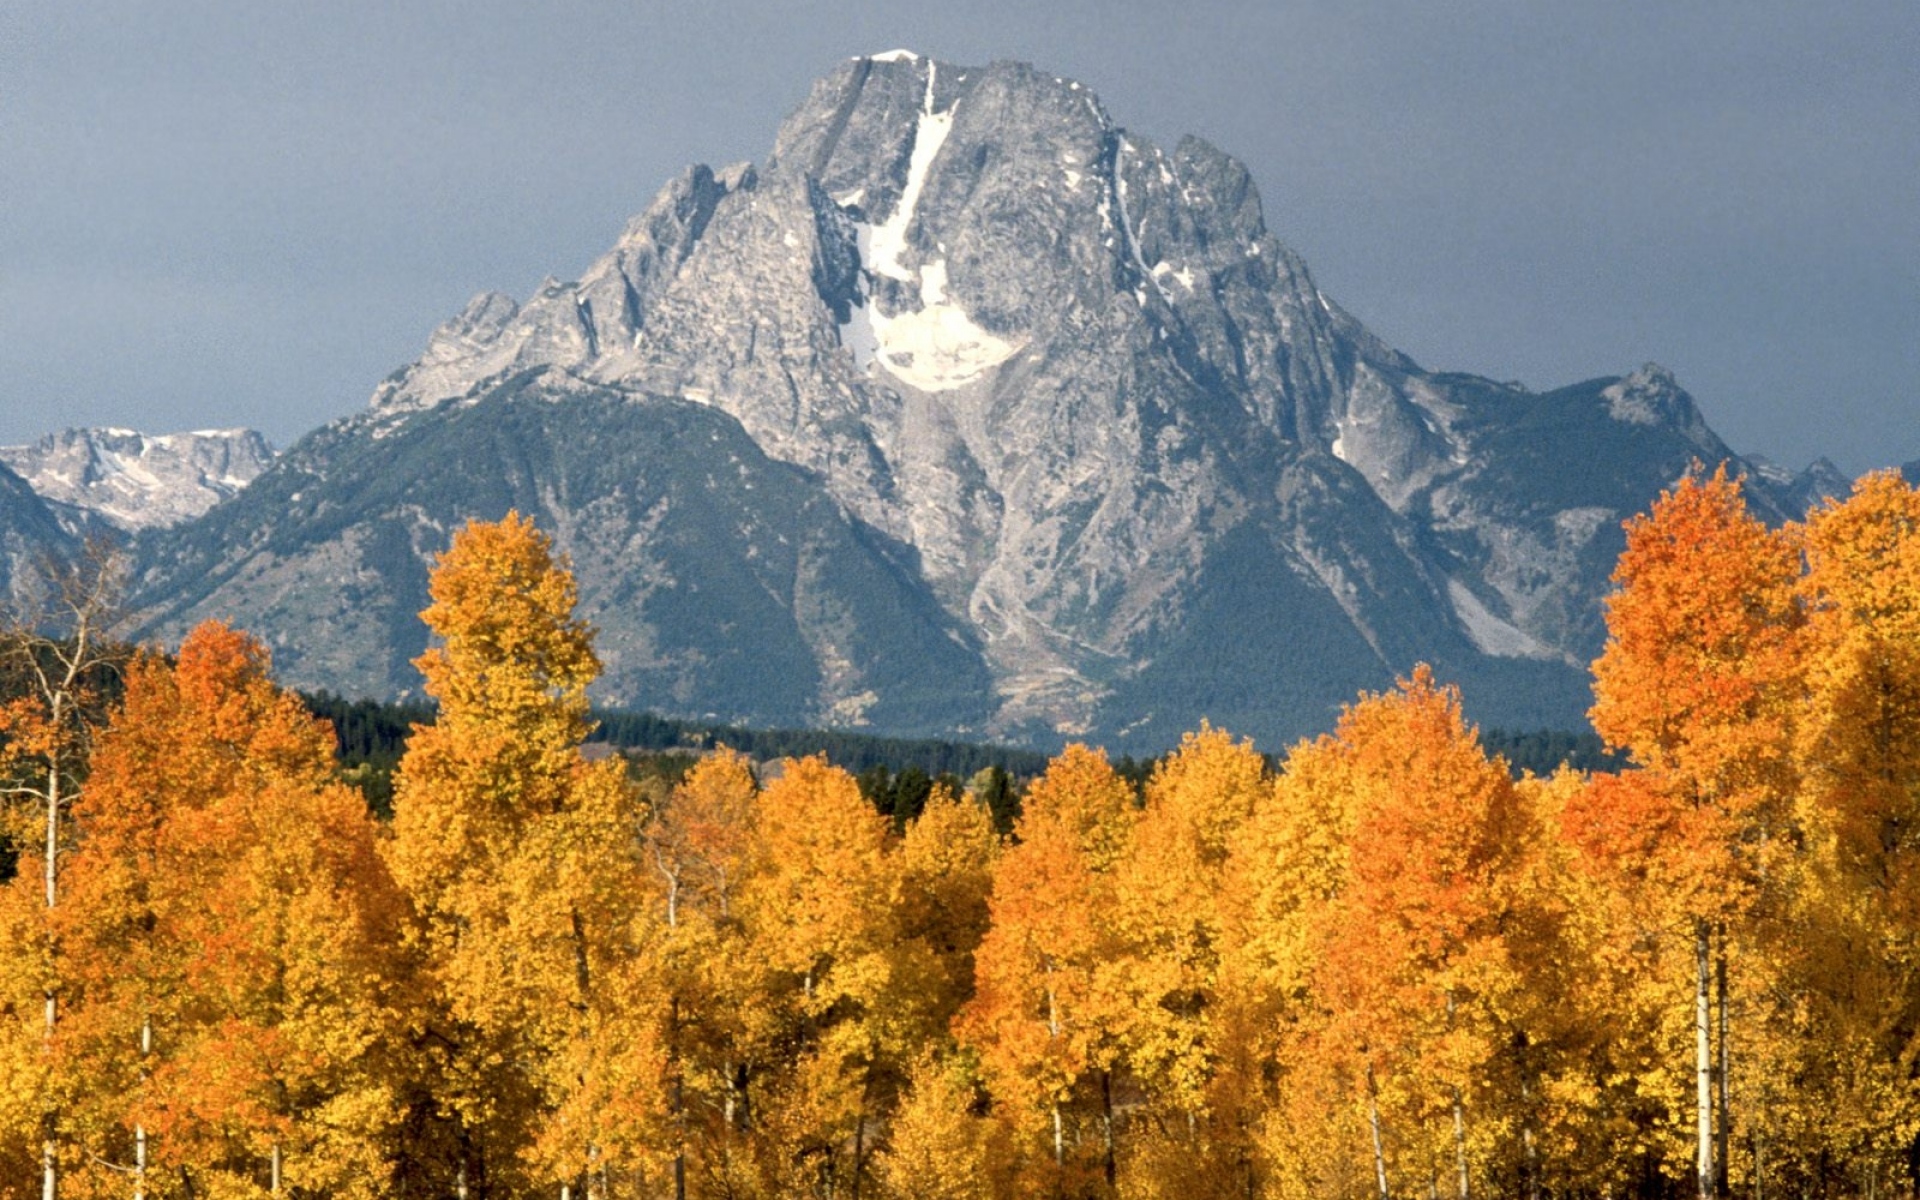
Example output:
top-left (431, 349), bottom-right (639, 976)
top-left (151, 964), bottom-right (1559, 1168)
top-left (1, 469), bottom-right (1917, 1199)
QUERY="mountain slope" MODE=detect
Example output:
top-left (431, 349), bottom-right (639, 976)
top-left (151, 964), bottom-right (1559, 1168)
top-left (0, 460), bottom-right (77, 605)
top-left (129, 53), bottom-right (1845, 751)
top-left (133, 374), bottom-right (992, 734)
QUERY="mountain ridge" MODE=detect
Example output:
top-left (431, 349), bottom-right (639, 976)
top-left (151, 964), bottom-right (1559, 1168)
top-left (0, 427), bottom-right (275, 534)
top-left (116, 52), bottom-right (1847, 751)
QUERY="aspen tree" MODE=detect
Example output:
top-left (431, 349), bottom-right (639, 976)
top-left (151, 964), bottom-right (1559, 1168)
top-left (0, 540), bottom-right (124, 1200)
top-left (961, 744), bottom-right (1134, 1192)
top-left (1111, 724), bottom-right (1266, 1195)
top-left (1789, 471), bottom-right (1920, 1190)
top-left (388, 512), bottom-right (656, 1198)
top-left (55, 622), bottom-right (406, 1197)
top-left (644, 749), bottom-right (759, 1200)
top-left (1590, 467), bottom-right (1801, 1200)
top-left (739, 755), bottom-right (902, 1199)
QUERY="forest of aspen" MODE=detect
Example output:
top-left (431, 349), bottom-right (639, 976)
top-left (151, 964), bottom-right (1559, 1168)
top-left (3, 465), bottom-right (1919, 1200)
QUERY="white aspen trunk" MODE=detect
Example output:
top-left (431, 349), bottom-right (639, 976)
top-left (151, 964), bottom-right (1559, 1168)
top-left (1696, 919), bottom-right (1714, 1200)
top-left (1367, 1061), bottom-right (1389, 1200)
top-left (1518, 1076), bottom-right (1541, 1200)
top-left (456, 1159), bottom-right (469, 1200)
top-left (135, 1018), bottom-right (151, 1200)
top-left (1716, 931), bottom-right (1730, 1200)
top-left (43, 732), bottom-right (61, 1200)
top-left (1452, 1086), bottom-right (1470, 1200)
top-left (1051, 1103), bottom-right (1065, 1168)
top-left (586, 1145), bottom-right (605, 1200)
top-left (1444, 991), bottom-right (1468, 1200)
top-left (270, 1143), bottom-right (281, 1198)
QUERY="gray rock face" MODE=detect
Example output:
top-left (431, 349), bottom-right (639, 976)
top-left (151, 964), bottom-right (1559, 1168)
top-left (127, 53), bottom-right (1839, 750)
top-left (0, 460), bottom-right (78, 608)
top-left (133, 376), bottom-right (993, 735)
top-left (0, 428), bottom-right (275, 532)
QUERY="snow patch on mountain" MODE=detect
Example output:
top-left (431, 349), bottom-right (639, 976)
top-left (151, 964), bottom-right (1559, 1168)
top-left (835, 61), bottom-right (1021, 391)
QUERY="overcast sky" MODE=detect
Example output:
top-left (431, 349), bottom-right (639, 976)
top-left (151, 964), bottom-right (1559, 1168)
top-left (4, 1), bottom-right (1915, 473)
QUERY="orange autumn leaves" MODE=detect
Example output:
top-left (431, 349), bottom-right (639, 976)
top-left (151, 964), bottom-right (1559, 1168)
top-left (1, 472), bottom-right (1918, 1199)
top-left (1, 622), bottom-right (404, 1198)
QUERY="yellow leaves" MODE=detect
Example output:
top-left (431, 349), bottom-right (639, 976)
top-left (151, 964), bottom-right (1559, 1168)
top-left (962, 745), bottom-right (1135, 1136)
top-left (896, 783), bottom-right (999, 1028)
top-left (23, 485), bottom-right (1920, 1196)
top-left (415, 510), bottom-right (598, 734)
top-left (1112, 725), bottom-right (1267, 1118)
top-left (650, 748), bottom-right (757, 928)
top-left (1798, 470), bottom-right (1920, 869)
top-left (385, 514), bottom-right (663, 1193)
top-left (876, 1055), bottom-right (1005, 1200)
top-left (15, 620), bottom-right (412, 1197)
top-left (747, 755), bottom-right (893, 995)
top-left (1591, 465), bottom-right (1801, 803)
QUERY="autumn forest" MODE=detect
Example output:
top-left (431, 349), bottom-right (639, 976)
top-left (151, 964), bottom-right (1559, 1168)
top-left (3, 467), bottom-right (1918, 1200)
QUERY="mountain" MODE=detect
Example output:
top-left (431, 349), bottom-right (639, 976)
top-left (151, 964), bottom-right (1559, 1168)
top-left (128, 52), bottom-right (1847, 751)
top-left (0, 459), bottom-right (78, 605)
top-left (0, 428), bottom-right (275, 533)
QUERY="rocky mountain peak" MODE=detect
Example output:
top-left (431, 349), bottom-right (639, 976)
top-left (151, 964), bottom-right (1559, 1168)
top-left (1600, 362), bottom-right (1724, 453)
top-left (0, 427), bottom-right (275, 532)
top-left (127, 53), bottom-right (1842, 750)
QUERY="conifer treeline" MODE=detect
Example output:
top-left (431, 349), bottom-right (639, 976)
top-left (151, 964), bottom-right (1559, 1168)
top-left (0, 470), bottom-right (1916, 1199)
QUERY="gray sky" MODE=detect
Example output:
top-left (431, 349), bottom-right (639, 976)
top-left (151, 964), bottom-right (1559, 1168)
top-left (4, 0), bottom-right (1915, 473)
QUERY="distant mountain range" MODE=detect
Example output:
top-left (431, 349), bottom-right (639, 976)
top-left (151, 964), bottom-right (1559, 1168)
top-left (1, 428), bottom-right (274, 534)
top-left (2, 53), bottom-right (1861, 752)
top-left (0, 427), bottom-right (274, 601)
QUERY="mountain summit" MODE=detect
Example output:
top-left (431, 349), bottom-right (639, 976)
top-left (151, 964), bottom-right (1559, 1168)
top-left (128, 54), bottom-right (1837, 749)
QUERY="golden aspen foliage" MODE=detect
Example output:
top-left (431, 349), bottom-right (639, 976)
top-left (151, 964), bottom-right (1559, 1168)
top-left (17, 469), bottom-right (1920, 1196)
top-left (960, 743), bottom-right (1135, 1192)
top-left (1587, 467), bottom-right (1805, 1199)
top-left (641, 748), bottom-right (763, 1197)
top-left (0, 543), bottom-right (125, 1200)
top-left (1218, 722), bottom-right (1363, 1200)
top-left (1784, 470), bottom-right (1920, 1190)
top-left (48, 621), bottom-right (405, 1199)
top-left (386, 512), bottom-right (657, 1197)
top-left (875, 1054), bottom-right (1008, 1200)
top-left (1532, 767), bottom-right (1694, 1192)
top-left (1109, 724), bottom-right (1267, 1197)
top-left (1226, 669), bottom-right (1537, 1200)
top-left (896, 781), bottom-right (1000, 1033)
top-left (737, 754), bottom-right (904, 1198)
top-left (1590, 465), bottom-right (1802, 864)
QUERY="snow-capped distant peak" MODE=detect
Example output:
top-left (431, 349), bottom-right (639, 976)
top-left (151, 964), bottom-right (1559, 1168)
top-left (0, 427), bottom-right (275, 531)
top-left (867, 48), bottom-right (922, 63)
